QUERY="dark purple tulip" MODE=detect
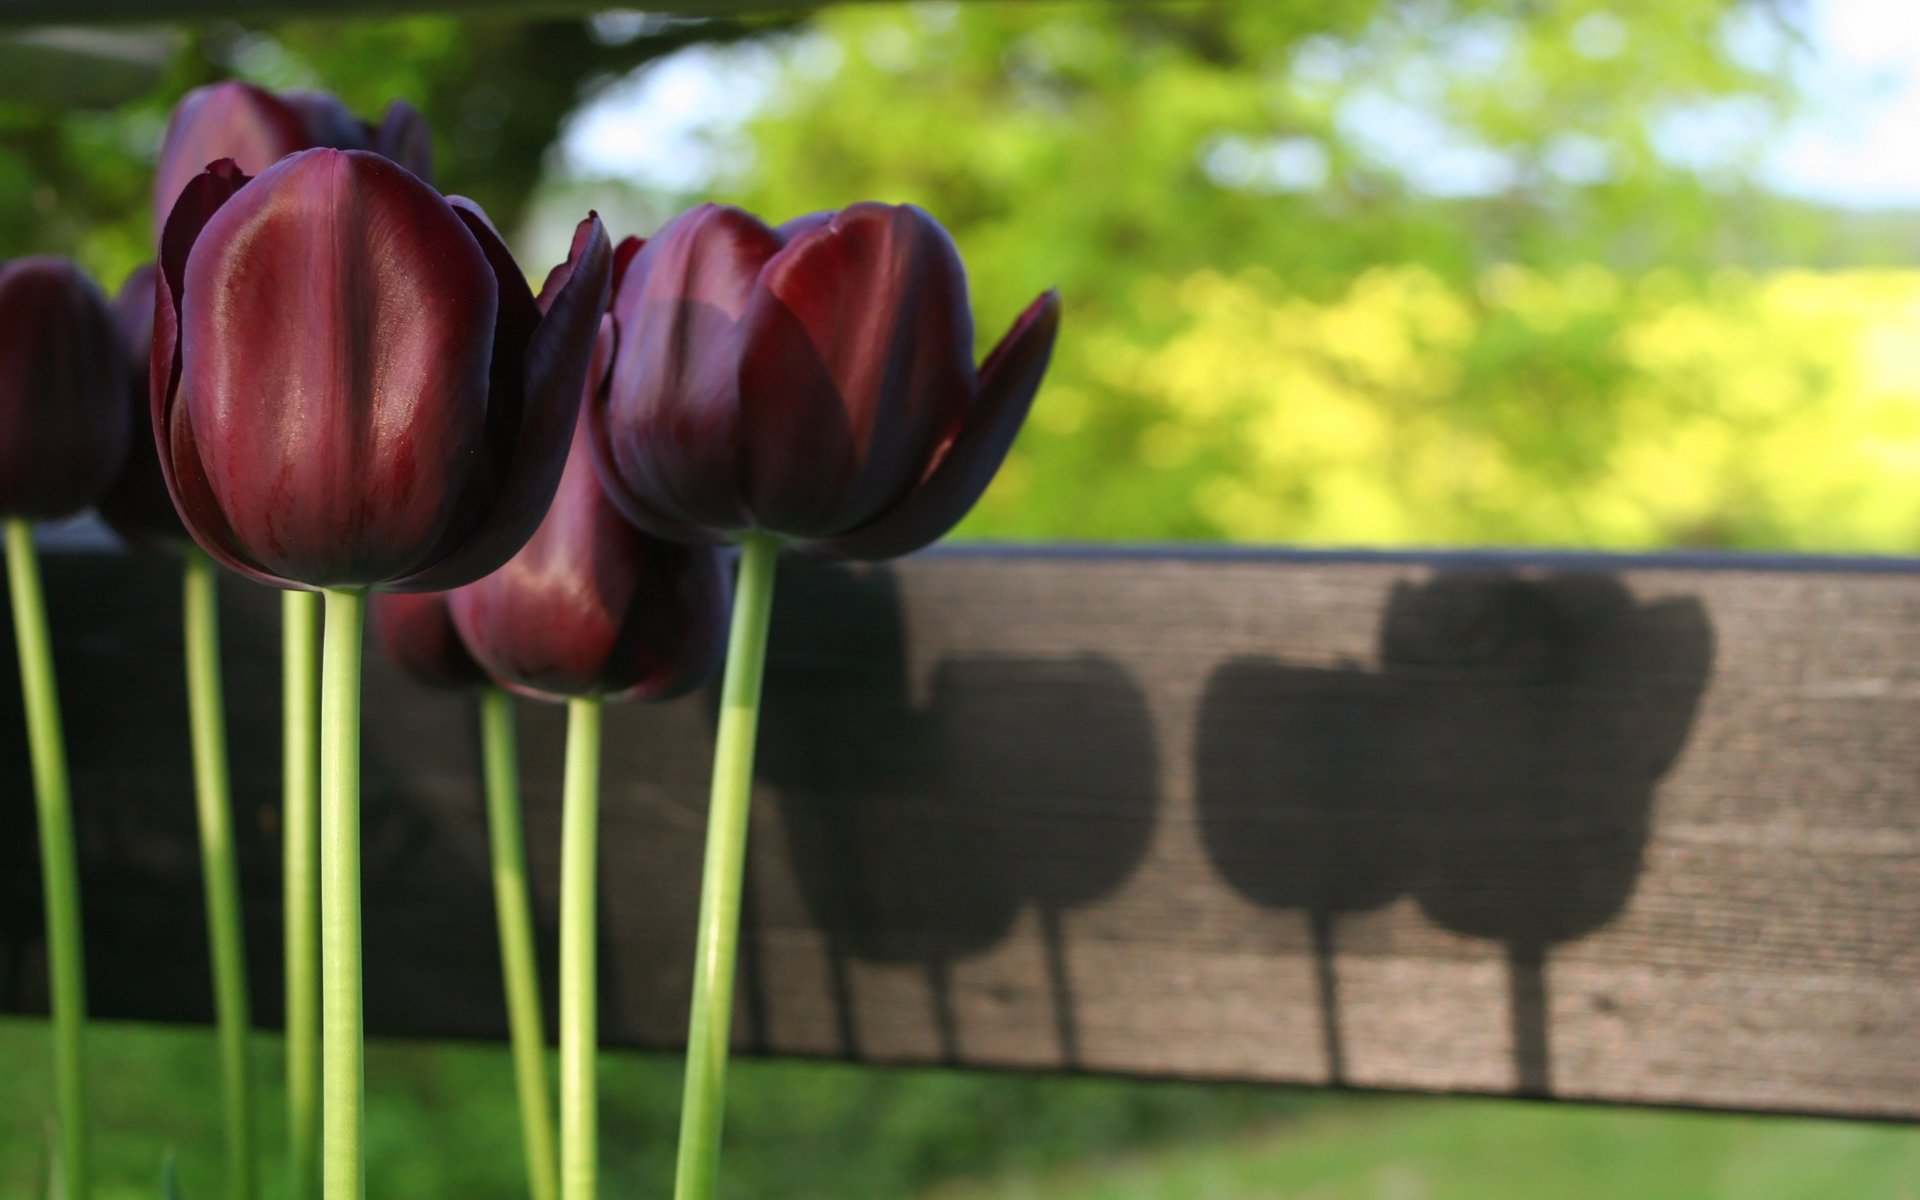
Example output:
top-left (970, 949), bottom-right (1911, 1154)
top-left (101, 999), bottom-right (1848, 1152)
top-left (587, 202), bottom-right (1061, 559)
top-left (0, 257), bottom-right (130, 520)
top-left (449, 404), bottom-right (729, 704)
top-left (96, 263), bottom-right (188, 548)
top-left (371, 591), bottom-right (487, 691)
top-left (155, 80), bottom-right (433, 230)
top-left (154, 150), bottom-right (612, 592)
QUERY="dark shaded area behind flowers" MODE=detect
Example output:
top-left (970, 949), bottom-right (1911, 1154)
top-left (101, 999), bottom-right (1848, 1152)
top-left (1195, 570), bottom-right (1712, 1095)
top-left (0, 554), bottom-right (532, 1047)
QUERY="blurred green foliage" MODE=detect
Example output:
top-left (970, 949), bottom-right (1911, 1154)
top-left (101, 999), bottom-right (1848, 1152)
top-left (0, 13), bottom-right (783, 289)
top-left (681, 0), bottom-right (1920, 552)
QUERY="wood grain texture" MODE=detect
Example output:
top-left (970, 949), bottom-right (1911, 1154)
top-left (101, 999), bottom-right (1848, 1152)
top-left (1, 542), bottom-right (1915, 1120)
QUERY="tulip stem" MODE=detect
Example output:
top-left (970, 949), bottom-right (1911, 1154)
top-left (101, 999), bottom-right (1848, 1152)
top-left (184, 547), bottom-right (254, 1200)
top-left (673, 532), bottom-right (780, 1200)
top-left (283, 588), bottom-right (322, 1200)
top-left (559, 696), bottom-right (603, 1200)
top-left (5, 518), bottom-right (89, 1200)
top-left (318, 588), bottom-right (366, 1200)
top-left (481, 685), bottom-right (560, 1200)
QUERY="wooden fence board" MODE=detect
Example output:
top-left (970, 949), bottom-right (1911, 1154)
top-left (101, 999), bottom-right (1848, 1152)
top-left (1, 540), bottom-right (1916, 1120)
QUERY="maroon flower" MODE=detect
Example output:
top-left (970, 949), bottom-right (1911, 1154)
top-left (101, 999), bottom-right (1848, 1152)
top-left (153, 150), bottom-right (611, 592)
top-left (371, 591), bottom-right (487, 691)
top-left (155, 80), bottom-right (432, 230)
top-left (587, 202), bottom-right (1060, 559)
top-left (0, 257), bottom-right (130, 520)
top-left (96, 264), bottom-right (188, 549)
top-left (449, 400), bottom-right (729, 704)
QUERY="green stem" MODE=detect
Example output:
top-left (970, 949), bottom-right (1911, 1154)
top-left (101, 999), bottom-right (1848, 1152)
top-left (318, 589), bottom-right (365, 1200)
top-left (283, 588), bottom-right (322, 1200)
top-left (672, 532), bottom-right (780, 1200)
top-left (559, 696), bottom-right (602, 1200)
top-left (5, 518), bottom-right (88, 1200)
top-left (184, 548), bottom-right (254, 1200)
top-left (481, 686), bottom-right (559, 1200)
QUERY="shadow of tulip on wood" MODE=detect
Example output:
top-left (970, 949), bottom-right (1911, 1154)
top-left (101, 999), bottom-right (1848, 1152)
top-left (754, 563), bottom-right (1160, 1067)
top-left (1196, 569), bottom-right (1713, 1095)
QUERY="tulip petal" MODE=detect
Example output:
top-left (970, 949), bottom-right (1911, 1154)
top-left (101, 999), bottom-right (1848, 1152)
top-left (449, 416), bottom-right (729, 702)
top-left (375, 100), bottom-right (435, 181)
top-left (738, 202), bottom-right (975, 538)
top-left (174, 149), bottom-right (498, 588)
top-left (152, 161), bottom-right (277, 582)
top-left (593, 204), bottom-right (776, 537)
top-left (806, 289), bottom-right (1060, 561)
top-left (610, 234), bottom-right (646, 295)
top-left (153, 82), bottom-right (311, 233)
top-left (394, 210), bottom-right (611, 591)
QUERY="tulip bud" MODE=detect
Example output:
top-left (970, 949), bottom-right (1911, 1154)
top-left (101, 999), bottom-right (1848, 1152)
top-left (0, 257), bottom-right (130, 520)
top-left (450, 389), bottom-right (730, 704)
top-left (153, 150), bottom-right (612, 592)
top-left (371, 591), bottom-right (487, 691)
top-left (155, 81), bottom-right (434, 232)
top-left (95, 264), bottom-right (188, 549)
top-left (588, 202), bottom-right (1060, 559)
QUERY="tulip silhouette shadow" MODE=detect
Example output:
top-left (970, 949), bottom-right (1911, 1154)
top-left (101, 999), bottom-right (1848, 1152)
top-left (756, 562), bottom-right (1159, 1066)
top-left (1196, 570), bottom-right (1711, 1095)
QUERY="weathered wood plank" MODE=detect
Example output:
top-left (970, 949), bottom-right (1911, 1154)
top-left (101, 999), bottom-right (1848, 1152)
top-left (1, 541), bottom-right (1916, 1120)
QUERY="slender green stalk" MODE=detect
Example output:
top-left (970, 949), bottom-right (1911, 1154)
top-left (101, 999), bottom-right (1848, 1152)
top-left (318, 589), bottom-right (365, 1200)
top-left (672, 532), bottom-right (780, 1200)
top-left (559, 697), bottom-right (602, 1200)
top-left (183, 547), bottom-right (254, 1200)
top-left (282, 588), bottom-right (322, 1200)
top-left (5, 518), bottom-right (88, 1200)
top-left (481, 686), bottom-right (559, 1200)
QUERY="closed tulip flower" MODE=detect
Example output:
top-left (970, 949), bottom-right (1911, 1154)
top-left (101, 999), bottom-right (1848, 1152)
top-left (154, 150), bottom-right (611, 593)
top-left (450, 268), bottom-right (727, 1200)
top-left (152, 148), bottom-right (609, 1200)
top-left (595, 202), bottom-right (1064, 1200)
top-left (588, 201), bottom-right (1060, 560)
top-left (155, 80), bottom-right (432, 230)
top-left (0, 256), bottom-right (129, 520)
top-left (371, 592), bottom-right (486, 691)
top-left (450, 416), bottom-right (729, 704)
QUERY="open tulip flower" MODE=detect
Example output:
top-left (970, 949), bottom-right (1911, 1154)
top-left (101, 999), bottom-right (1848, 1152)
top-left (586, 201), bottom-right (1060, 1200)
top-left (156, 80), bottom-right (431, 230)
top-left (152, 147), bottom-right (610, 1200)
top-left (0, 254), bottom-right (129, 1200)
top-left (589, 201), bottom-right (1060, 560)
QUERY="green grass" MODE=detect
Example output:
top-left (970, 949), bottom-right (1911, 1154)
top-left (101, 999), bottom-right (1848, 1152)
top-left (4, 1018), bottom-right (1917, 1199)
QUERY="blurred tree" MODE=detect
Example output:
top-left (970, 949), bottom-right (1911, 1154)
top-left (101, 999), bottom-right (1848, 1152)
top-left (0, 11), bottom-right (790, 287)
top-left (699, 1), bottom-right (1917, 550)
